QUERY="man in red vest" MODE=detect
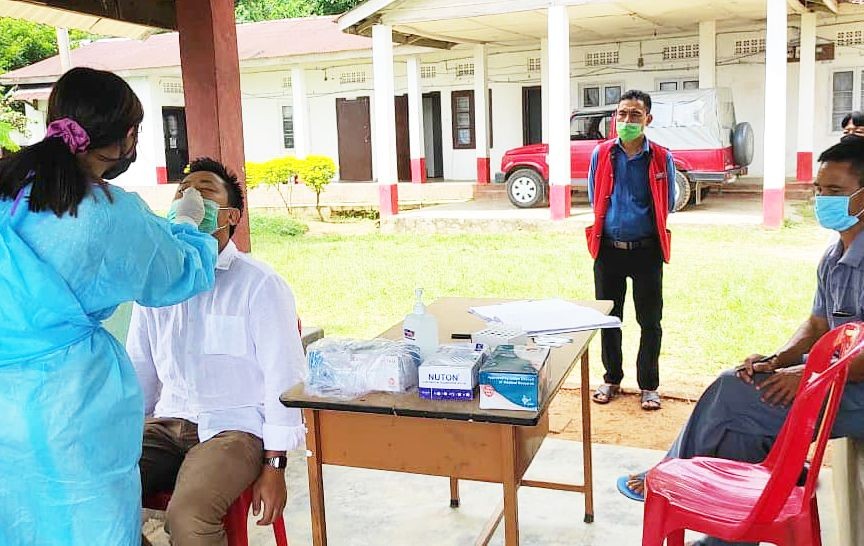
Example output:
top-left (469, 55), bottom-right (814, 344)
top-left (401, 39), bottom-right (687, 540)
top-left (586, 89), bottom-right (676, 411)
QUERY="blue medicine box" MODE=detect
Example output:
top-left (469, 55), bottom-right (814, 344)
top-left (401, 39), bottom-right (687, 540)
top-left (479, 345), bottom-right (550, 411)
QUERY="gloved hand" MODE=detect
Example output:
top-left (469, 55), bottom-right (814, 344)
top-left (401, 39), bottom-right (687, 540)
top-left (172, 187), bottom-right (205, 227)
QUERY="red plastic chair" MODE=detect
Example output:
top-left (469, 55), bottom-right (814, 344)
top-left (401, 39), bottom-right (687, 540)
top-left (642, 322), bottom-right (864, 546)
top-left (143, 487), bottom-right (289, 546)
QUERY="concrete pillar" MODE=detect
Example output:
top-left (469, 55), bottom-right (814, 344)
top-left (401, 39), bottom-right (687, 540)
top-left (372, 24), bottom-right (399, 216)
top-left (541, 38), bottom-right (549, 142)
top-left (291, 66), bottom-right (310, 159)
top-left (474, 44), bottom-right (490, 184)
top-left (698, 20), bottom-right (716, 89)
top-left (56, 28), bottom-right (72, 73)
top-left (176, 0), bottom-right (250, 250)
top-left (796, 11), bottom-right (817, 182)
top-left (762, 0), bottom-right (787, 228)
top-left (407, 56), bottom-right (426, 183)
top-left (547, 4), bottom-right (571, 220)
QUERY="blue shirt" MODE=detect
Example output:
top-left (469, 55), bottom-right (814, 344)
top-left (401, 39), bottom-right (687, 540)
top-left (812, 230), bottom-right (864, 329)
top-left (587, 138), bottom-right (677, 241)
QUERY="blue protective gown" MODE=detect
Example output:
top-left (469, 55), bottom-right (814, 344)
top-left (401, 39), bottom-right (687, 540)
top-left (0, 183), bottom-right (217, 545)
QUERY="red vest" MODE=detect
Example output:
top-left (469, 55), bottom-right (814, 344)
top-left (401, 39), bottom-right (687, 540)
top-left (585, 139), bottom-right (673, 263)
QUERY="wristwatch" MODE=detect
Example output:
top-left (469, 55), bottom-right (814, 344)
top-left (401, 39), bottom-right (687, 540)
top-left (263, 455), bottom-right (288, 470)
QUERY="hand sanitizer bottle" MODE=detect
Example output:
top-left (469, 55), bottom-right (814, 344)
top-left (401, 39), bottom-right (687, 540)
top-left (403, 288), bottom-right (439, 359)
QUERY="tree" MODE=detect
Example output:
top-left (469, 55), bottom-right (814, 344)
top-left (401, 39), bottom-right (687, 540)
top-left (0, 18), bottom-right (92, 74)
top-left (233, 0), bottom-right (363, 21)
top-left (296, 155), bottom-right (336, 221)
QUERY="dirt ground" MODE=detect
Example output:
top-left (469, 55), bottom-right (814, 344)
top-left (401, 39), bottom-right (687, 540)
top-left (550, 388), bottom-right (695, 451)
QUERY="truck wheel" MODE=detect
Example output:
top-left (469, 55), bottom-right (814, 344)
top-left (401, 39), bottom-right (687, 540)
top-left (506, 169), bottom-right (547, 208)
top-left (732, 122), bottom-right (755, 167)
top-left (673, 171), bottom-right (691, 212)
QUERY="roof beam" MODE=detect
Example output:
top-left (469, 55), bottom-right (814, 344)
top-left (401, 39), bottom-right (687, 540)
top-left (13, 0), bottom-right (176, 30)
top-left (787, 0), bottom-right (806, 13)
top-left (821, 0), bottom-right (839, 13)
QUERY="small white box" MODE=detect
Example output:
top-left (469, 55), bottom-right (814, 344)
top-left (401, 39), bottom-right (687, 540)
top-left (418, 344), bottom-right (487, 401)
top-left (472, 325), bottom-right (528, 352)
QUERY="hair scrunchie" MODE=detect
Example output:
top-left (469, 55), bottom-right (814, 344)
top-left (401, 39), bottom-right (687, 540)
top-left (44, 118), bottom-right (90, 154)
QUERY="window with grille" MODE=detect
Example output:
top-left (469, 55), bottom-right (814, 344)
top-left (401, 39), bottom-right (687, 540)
top-left (282, 105), bottom-right (294, 149)
top-left (282, 75), bottom-right (292, 89)
top-left (527, 57), bottom-right (542, 73)
top-left (837, 30), bottom-right (864, 46)
top-left (451, 90), bottom-right (475, 149)
top-left (456, 62), bottom-right (475, 77)
top-left (162, 81), bottom-right (183, 94)
top-left (662, 44), bottom-right (699, 60)
top-left (828, 70), bottom-right (864, 131)
top-left (734, 38), bottom-right (766, 55)
top-left (339, 70), bottom-right (367, 85)
top-left (657, 79), bottom-right (699, 92)
top-left (585, 51), bottom-right (619, 67)
top-left (420, 64), bottom-right (437, 79)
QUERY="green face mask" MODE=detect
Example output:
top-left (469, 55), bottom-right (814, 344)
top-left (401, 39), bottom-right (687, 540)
top-left (616, 122), bottom-right (644, 143)
top-left (167, 198), bottom-right (222, 234)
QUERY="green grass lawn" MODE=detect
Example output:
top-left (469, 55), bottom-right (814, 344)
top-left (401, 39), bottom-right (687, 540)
top-left (250, 211), bottom-right (832, 393)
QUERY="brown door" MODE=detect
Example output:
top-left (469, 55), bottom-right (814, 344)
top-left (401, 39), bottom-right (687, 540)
top-left (394, 95), bottom-right (411, 182)
top-left (336, 97), bottom-right (372, 181)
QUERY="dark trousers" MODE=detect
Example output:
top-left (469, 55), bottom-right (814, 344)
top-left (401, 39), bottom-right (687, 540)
top-left (593, 243), bottom-right (664, 391)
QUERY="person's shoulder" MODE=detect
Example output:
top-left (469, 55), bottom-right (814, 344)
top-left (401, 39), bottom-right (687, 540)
top-left (234, 252), bottom-right (290, 289)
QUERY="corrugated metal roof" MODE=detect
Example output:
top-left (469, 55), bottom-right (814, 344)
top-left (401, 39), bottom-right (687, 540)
top-left (0, 0), bottom-right (160, 40)
top-left (1, 17), bottom-right (373, 84)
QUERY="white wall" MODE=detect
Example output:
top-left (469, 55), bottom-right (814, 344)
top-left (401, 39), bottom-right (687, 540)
top-left (21, 16), bottom-right (864, 186)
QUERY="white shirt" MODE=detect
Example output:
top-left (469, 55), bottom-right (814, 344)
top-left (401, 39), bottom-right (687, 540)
top-left (127, 241), bottom-right (306, 451)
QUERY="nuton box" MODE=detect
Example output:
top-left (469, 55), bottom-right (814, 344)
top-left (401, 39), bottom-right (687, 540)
top-left (479, 345), bottom-right (551, 411)
top-left (418, 344), bottom-right (487, 401)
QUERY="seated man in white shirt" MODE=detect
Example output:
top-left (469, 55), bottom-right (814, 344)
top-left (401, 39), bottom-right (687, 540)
top-left (128, 158), bottom-right (305, 546)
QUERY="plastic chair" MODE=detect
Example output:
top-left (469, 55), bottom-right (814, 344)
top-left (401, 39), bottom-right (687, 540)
top-left (143, 487), bottom-right (289, 546)
top-left (642, 322), bottom-right (864, 546)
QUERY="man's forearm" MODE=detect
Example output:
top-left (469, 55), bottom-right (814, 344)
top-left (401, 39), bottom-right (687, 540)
top-left (774, 316), bottom-right (829, 367)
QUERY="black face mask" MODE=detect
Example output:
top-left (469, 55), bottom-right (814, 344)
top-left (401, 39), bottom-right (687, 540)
top-left (100, 137), bottom-right (138, 180)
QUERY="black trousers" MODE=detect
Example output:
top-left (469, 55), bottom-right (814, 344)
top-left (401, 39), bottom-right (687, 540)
top-left (593, 243), bottom-right (664, 391)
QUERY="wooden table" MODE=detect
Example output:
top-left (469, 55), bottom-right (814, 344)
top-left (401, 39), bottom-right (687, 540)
top-left (281, 297), bottom-right (612, 546)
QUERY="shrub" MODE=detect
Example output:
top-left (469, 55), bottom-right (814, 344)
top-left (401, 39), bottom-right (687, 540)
top-left (249, 214), bottom-right (308, 238)
top-left (296, 155), bottom-right (336, 221)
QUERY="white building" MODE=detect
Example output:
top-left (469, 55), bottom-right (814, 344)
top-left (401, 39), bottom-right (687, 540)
top-left (3, 2), bottom-right (864, 222)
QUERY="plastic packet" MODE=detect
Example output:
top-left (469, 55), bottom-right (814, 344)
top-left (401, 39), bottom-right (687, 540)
top-left (305, 338), bottom-right (423, 400)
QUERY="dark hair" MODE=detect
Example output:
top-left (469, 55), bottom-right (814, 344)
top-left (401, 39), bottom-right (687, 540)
top-left (841, 111), bottom-right (864, 129)
top-left (187, 157), bottom-right (244, 236)
top-left (0, 67), bottom-right (143, 216)
top-left (818, 138), bottom-right (864, 187)
top-left (620, 89), bottom-right (653, 113)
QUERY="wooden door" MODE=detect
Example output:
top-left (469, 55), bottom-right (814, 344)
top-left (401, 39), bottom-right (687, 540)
top-left (394, 95), bottom-right (411, 182)
top-left (336, 97), bottom-right (372, 181)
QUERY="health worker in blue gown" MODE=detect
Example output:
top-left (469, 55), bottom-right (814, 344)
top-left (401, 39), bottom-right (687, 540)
top-left (0, 67), bottom-right (218, 546)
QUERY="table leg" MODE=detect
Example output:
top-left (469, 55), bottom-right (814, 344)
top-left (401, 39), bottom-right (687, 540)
top-left (449, 477), bottom-right (460, 508)
top-left (502, 426), bottom-right (520, 546)
top-left (580, 351), bottom-right (595, 523)
top-left (305, 409), bottom-right (328, 546)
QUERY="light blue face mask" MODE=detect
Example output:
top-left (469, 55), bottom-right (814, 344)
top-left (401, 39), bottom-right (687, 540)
top-left (814, 187), bottom-right (864, 232)
top-left (167, 198), bottom-right (228, 234)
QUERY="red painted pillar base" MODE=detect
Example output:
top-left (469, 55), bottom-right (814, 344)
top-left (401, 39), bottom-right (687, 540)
top-left (410, 158), bottom-right (427, 183)
top-left (763, 187), bottom-right (785, 228)
top-left (156, 166), bottom-right (168, 184)
top-left (476, 157), bottom-right (491, 184)
top-left (379, 184), bottom-right (399, 217)
top-left (796, 151), bottom-right (813, 182)
top-left (550, 184), bottom-right (571, 220)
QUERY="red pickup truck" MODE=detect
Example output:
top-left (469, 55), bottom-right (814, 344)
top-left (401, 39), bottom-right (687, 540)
top-left (495, 88), bottom-right (754, 211)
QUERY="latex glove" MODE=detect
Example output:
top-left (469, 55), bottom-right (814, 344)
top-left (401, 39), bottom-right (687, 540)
top-left (172, 187), bottom-right (205, 227)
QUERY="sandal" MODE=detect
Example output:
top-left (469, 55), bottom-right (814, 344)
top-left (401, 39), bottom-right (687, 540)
top-left (592, 383), bottom-right (620, 404)
top-left (616, 472), bottom-right (646, 502)
top-left (641, 390), bottom-right (661, 411)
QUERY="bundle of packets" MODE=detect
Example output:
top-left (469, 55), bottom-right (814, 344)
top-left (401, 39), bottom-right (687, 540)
top-left (305, 338), bottom-right (423, 399)
top-left (418, 344), bottom-right (489, 401)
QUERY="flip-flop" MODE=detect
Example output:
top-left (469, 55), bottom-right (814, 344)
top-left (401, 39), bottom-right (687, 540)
top-left (616, 473), bottom-right (645, 502)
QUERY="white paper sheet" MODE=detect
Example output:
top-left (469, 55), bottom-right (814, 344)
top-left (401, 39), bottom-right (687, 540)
top-left (468, 299), bottom-right (621, 335)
